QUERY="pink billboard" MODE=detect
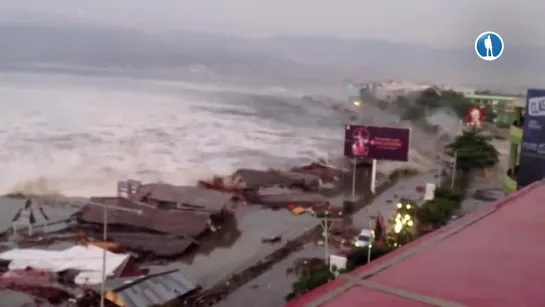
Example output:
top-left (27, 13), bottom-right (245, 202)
top-left (344, 124), bottom-right (410, 162)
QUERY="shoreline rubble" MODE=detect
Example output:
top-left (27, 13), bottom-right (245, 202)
top-left (0, 159), bottom-right (400, 305)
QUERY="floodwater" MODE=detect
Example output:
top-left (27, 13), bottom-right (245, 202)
top-left (214, 171), bottom-right (440, 306)
top-left (144, 205), bottom-right (319, 288)
top-left (215, 244), bottom-right (324, 307)
top-left (351, 171), bottom-right (439, 230)
top-left (0, 70), bottom-right (459, 198)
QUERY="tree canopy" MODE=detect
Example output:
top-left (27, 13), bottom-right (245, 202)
top-left (446, 130), bottom-right (500, 171)
top-left (401, 89), bottom-right (496, 123)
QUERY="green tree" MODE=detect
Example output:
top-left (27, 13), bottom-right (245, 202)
top-left (416, 197), bottom-right (459, 229)
top-left (439, 90), bottom-right (474, 119)
top-left (434, 186), bottom-right (464, 203)
top-left (345, 245), bottom-right (395, 271)
top-left (402, 89), bottom-right (486, 122)
top-left (446, 130), bottom-right (499, 171)
top-left (286, 264), bottom-right (334, 301)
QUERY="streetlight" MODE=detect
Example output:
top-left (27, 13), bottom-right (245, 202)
top-left (306, 208), bottom-right (343, 264)
top-left (85, 201), bottom-right (143, 307)
top-left (367, 219), bottom-right (374, 264)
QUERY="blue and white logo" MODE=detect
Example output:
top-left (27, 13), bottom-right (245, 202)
top-left (528, 96), bottom-right (545, 117)
top-left (475, 31), bottom-right (504, 61)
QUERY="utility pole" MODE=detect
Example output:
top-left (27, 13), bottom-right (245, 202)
top-left (308, 209), bottom-right (343, 264)
top-left (82, 201), bottom-right (143, 307)
top-left (367, 219), bottom-right (373, 264)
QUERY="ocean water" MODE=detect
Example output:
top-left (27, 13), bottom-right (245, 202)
top-left (0, 71), bottom-right (459, 197)
top-left (0, 71), bottom-right (353, 196)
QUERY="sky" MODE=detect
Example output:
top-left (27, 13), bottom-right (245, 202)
top-left (0, 0), bottom-right (543, 47)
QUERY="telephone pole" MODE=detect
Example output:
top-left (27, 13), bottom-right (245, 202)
top-left (307, 208), bottom-right (343, 264)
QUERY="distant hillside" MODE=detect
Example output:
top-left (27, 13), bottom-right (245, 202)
top-left (0, 23), bottom-right (341, 85)
top-left (253, 36), bottom-right (545, 90)
top-left (1, 22), bottom-right (544, 90)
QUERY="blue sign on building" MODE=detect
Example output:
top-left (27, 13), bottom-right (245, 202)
top-left (517, 89), bottom-right (545, 188)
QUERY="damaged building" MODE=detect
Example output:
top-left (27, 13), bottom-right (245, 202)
top-left (76, 197), bottom-right (213, 257)
top-left (92, 269), bottom-right (198, 307)
top-left (119, 181), bottom-right (238, 213)
top-left (198, 168), bottom-right (322, 192)
top-left (244, 187), bottom-right (329, 209)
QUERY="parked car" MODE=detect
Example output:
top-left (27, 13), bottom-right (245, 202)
top-left (354, 229), bottom-right (374, 248)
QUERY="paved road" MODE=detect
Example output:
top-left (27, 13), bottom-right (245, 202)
top-left (351, 171), bottom-right (438, 230)
top-left (214, 244), bottom-right (324, 307)
top-left (214, 171), bottom-right (439, 307)
top-left (145, 205), bottom-right (319, 288)
top-left (460, 169), bottom-right (504, 215)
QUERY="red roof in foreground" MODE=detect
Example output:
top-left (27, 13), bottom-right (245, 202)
top-left (286, 181), bottom-right (545, 307)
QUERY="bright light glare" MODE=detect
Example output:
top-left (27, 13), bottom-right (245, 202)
top-left (394, 223), bottom-right (402, 233)
top-left (397, 203), bottom-right (402, 208)
top-left (354, 101), bottom-right (361, 106)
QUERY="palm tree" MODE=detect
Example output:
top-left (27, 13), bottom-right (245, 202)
top-left (446, 130), bottom-right (500, 171)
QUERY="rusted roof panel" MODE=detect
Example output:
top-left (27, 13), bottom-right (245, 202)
top-left (77, 197), bottom-right (210, 238)
top-left (108, 232), bottom-right (194, 257)
top-left (133, 184), bottom-right (232, 212)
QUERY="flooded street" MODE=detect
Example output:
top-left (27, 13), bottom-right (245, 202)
top-left (215, 244), bottom-right (324, 307)
top-left (351, 170), bottom-right (440, 230)
top-left (213, 171), bottom-right (440, 306)
top-left (145, 205), bottom-right (319, 288)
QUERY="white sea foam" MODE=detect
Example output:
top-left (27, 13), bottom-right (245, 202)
top-left (0, 71), bottom-right (462, 197)
top-left (0, 72), bottom-right (340, 196)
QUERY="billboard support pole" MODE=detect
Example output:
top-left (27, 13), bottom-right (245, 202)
top-left (370, 159), bottom-right (377, 193)
top-left (351, 158), bottom-right (357, 202)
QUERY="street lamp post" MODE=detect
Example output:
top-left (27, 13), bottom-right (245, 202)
top-left (367, 219), bottom-right (373, 264)
top-left (307, 208), bottom-right (343, 264)
top-left (85, 201), bottom-right (143, 307)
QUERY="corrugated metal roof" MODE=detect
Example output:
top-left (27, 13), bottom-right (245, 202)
top-left (104, 269), bottom-right (197, 307)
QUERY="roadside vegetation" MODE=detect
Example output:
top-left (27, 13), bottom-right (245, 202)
top-left (286, 123), bottom-right (500, 301)
top-left (398, 88), bottom-right (497, 124)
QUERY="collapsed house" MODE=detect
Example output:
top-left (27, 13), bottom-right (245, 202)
top-left (76, 196), bottom-right (212, 257)
top-left (290, 162), bottom-right (345, 183)
top-left (199, 168), bottom-right (322, 192)
top-left (119, 181), bottom-right (238, 213)
top-left (244, 187), bottom-right (329, 209)
top-left (10, 198), bottom-right (51, 237)
top-left (89, 269), bottom-right (199, 307)
top-left (0, 245), bottom-right (131, 285)
top-left (77, 179), bottom-right (240, 258)
top-left (0, 245), bottom-right (128, 305)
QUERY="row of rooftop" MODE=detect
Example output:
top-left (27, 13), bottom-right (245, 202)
top-left (0, 161), bottom-right (377, 306)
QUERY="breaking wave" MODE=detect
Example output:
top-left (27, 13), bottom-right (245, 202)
top-left (0, 72), bottom-right (460, 197)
